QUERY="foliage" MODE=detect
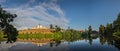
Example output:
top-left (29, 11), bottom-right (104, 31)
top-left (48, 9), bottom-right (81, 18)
top-left (113, 32), bottom-right (120, 37)
top-left (105, 23), bottom-right (113, 34)
top-left (18, 32), bottom-right (62, 40)
top-left (81, 32), bottom-right (88, 38)
top-left (55, 25), bottom-right (61, 32)
top-left (113, 13), bottom-right (120, 32)
top-left (99, 24), bottom-right (105, 34)
top-left (0, 33), bottom-right (5, 41)
top-left (88, 25), bottom-right (92, 34)
top-left (17, 29), bottom-right (82, 42)
top-left (0, 5), bottom-right (18, 43)
top-left (62, 29), bottom-right (81, 41)
top-left (50, 24), bottom-right (54, 29)
top-left (98, 13), bottom-right (120, 38)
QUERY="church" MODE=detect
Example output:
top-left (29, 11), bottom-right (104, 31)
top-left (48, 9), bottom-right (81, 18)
top-left (18, 25), bottom-right (54, 34)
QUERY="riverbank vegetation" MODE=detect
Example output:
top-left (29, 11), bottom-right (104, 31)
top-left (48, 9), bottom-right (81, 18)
top-left (0, 28), bottom-right (82, 42)
top-left (17, 29), bottom-right (82, 41)
top-left (99, 13), bottom-right (120, 37)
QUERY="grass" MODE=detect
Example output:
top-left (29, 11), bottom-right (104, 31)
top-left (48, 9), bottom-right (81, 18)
top-left (113, 32), bottom-right (120, 37)
top-left (113, 32), bottom-right (120, 39)
top-left (0, 34), bottom-right (6, 41)
top-left (0, 31), bottom-right (82, 41)
top-left (17, 32), bottom-right (63, 40)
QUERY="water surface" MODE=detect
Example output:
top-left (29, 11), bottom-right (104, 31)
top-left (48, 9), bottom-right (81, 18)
top-left (0, 37), bottom-right (119, 51)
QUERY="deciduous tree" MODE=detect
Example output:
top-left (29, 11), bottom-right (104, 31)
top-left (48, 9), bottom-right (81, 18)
top-left (0, 5), bottom-right (18, 43)
top-left (99, 24), bottom-right (105, 34)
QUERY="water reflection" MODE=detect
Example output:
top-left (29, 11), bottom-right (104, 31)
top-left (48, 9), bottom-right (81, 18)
top-left (0, 33), bottom-right (120, 51)
top-left (49, 40), bottom-right (62, 47)
top-left (114, 35), bottom-right (120, 50)
top-left (0, 42), bottom-right (16, 51)
top-left (99, 34), bottom-right (115, 46)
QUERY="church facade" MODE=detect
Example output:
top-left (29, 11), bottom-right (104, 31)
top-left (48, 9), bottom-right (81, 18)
top-left (18, 25), bottom-right (54, 34)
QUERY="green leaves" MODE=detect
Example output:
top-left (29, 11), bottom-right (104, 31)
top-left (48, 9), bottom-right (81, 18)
top-left (0, 5), bottom-right (18, 43)
top-left (50, 24), bottom-right (54, 29)
top-left (113, 13), bottom-right (120, 32)
top-left (99, 24), bottom-right (105, 34)
top-left (88, 25), bottom-right (92, 34)
top-left (55, 25), bottom-right (61, 32)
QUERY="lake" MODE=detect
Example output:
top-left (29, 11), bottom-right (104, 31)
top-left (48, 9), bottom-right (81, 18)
top-left (0, 34), bottom-right (120, 51)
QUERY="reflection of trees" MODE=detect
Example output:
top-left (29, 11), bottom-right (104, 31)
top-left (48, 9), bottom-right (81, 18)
top-left (87, 33), bottom-right (93, 45)
top-left (104, 34), bottom-right (114, 46)
top-left (114, 36), bottom-right (120, 50)
top-left (88, 38), bottom-right (93, 45)
top-left (99, 34), bottom-right (114, 46)
top-left (50, 42), bottom-right (53, 47)
top-left (49, 39), bottom-right (61, 47)
top-left (114, 40), bottom-right (120, 50)
top-left (55, 40), bottom-right (61, 46)
top-left (99, 36), bottom-right (106, 45)
top-left (106, 34), bottom-right (114, 45)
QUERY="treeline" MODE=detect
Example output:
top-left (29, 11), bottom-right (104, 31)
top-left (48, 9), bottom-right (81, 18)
top-left (99, 13), bottom-right (120, 36)
top-left (17, 27), bottom-right (82, 42)
top-left (62, 28), bottom-right (81, 41)
top-left (49, 24), bottom-right (61, 32)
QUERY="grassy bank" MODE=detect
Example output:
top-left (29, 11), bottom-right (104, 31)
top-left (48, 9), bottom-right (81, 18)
top-left (0, 30), bottom-right (82, 42)
top-left (18, 31), bottom-right (82, 41)
top-left (113, 32), bottom-right (120, 39)
top-left (0, 34), bottom-right (6, 41)
top-left (18, 32), bottom-right (63, 40)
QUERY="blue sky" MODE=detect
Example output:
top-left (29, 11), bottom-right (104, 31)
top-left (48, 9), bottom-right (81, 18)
top-left (58, 0), bottom-right (120, 30)
top-left (1, 0), bottom-right (120, 30)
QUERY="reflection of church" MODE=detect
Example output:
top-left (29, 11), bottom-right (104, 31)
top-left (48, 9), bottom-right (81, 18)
top-left (17, 38), bottom-right (53, 47)
top-left (32, 42), bottom-right (48, 47)
top-left (18, 25), bottom-right (54, 34)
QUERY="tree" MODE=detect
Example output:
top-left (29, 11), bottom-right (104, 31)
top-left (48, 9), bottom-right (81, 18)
top-left (50, 24), bottom-right (54, 29)
top-left (113, 13), bottom-right (120, 32)
top-left (55, 25), bottom-right (61, 32)
top-left (0, 5), bottom-right (18, 43)
top-left (88, 25), bottom-right (92, 34)
top-left (105, 23), bottom-right (113, 34)
top-left (99, 24), bottom-right (105, 34)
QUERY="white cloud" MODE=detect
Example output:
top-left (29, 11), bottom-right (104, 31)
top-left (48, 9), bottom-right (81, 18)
top-left (4, 1), bottom-right (69, 30)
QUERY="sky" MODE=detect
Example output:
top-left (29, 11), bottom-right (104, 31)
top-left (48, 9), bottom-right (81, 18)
top-left (0, 0), bottom-right (120, 30)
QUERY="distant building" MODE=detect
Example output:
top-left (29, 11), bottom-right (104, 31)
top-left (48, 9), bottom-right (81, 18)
top-left (18, 24), bottom-right (53, 34)
top-left (80, 30), bottom-right (85, 33)
top-left (32, 24), bottom-right (48, 29)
